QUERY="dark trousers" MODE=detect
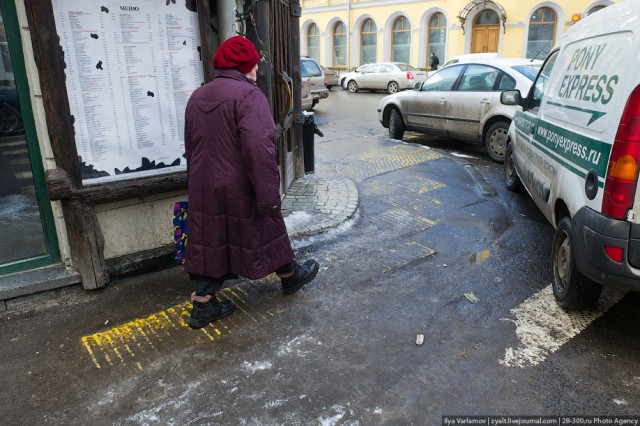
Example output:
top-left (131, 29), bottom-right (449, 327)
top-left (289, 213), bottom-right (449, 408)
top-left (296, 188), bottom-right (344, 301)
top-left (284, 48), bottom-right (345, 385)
top-left (191, 259), bottom-right (296, 296)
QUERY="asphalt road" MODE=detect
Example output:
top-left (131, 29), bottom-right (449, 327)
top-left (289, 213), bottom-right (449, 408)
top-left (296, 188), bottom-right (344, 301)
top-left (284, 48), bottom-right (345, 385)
top-left (1, 87), bottom-right (639, 425)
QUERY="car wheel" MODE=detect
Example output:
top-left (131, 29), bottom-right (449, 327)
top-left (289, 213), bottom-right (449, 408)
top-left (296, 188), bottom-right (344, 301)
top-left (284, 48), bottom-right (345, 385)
top-left (504, 142), bottom-right (522, 192)
top-left (552, 217), bottom-right (603, 310)
top-left (388, 108), bottom-right (405, 140)
top-left (484, 121), bottom-right (509, 163)
top-left (309, 99), bottom-right (317, 111)
top-left (340, 79), bottom-right (346, 90)
top-left (387, 81), bottom-right (399, 94)
top-left (347, 80), bottom-right (359, 93)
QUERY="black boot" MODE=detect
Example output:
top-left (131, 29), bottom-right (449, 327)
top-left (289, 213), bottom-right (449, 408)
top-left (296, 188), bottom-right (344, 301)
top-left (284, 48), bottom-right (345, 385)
top-left (281, 259), bottom-right (319, 295)
top-left (188, 298), bottom-right (235, 329)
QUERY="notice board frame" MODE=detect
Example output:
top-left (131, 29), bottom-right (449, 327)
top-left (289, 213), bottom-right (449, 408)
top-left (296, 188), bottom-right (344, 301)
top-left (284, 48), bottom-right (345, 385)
top-left (25, 0), bottom-right (215, 205)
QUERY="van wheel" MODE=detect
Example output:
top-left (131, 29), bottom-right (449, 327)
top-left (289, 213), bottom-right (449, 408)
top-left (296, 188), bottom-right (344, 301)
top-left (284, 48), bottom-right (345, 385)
top-left (485, 121), bottom-right (509, 163)
top-left (387, 81), bottom-right (399, 94)
top-left (389, 108), bottom-right (405, 140)
top-left (552, 217), bottom-right (603, 310)
top-left (347, 80), bottom-right (359, 93)
top-left (504, 143), bottom-right (522, 192)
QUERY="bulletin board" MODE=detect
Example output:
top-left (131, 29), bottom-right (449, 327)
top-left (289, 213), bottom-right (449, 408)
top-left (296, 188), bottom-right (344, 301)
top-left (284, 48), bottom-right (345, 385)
top-left (52, 0), bottom-right (203, 181)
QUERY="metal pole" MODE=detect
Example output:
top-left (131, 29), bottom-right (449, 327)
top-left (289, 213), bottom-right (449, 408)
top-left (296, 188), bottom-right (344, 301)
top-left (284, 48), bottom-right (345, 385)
top-left (216, 0), bottom-right (236, 41)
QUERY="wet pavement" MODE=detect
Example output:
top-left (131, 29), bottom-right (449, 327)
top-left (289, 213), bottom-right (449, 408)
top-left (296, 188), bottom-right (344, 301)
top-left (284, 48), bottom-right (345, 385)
top-left (1, 89), bottom-right (640, 424)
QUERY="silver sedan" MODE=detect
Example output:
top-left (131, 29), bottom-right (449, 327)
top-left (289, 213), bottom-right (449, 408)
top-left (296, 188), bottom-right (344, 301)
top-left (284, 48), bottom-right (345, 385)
top-left (342, 62), bottom-right (427, 94)
top-left (377, 58), bottom-right (541, 162)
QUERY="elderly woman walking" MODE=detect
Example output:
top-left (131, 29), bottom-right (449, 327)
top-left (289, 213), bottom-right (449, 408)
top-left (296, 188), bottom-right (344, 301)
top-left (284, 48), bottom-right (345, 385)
top-left (183, 36), bottom-right (319, 329)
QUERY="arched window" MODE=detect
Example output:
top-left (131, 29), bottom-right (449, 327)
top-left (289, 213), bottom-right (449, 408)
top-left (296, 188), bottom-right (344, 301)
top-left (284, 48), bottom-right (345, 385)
top-left (428, 13), bottom-right (446, 68)
top-left (307, 24), bottom-right (320, 62)
top-left (392, 16), bottom-right (411, 64)
top-left (526, 7), bottom-right (556, 59)
top-left (587, 5), bottom-right (607, 15)
top-left (333, 22), bottom-right (347, 66)
top-left (361, 19), bottom-right (377, 65)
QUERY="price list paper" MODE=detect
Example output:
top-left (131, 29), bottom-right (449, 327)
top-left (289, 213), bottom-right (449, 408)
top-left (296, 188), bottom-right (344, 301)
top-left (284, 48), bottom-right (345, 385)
top-left (52, 1), bottom-right (203, 181)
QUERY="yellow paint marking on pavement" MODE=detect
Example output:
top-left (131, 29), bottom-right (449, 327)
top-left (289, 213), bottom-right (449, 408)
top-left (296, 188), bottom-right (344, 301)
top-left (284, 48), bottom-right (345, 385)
top-left (469, 250), bottom-right (490, 264)
top-left (81, 281), bottom-right (285, 369)
top-left (81, 336), bottom-right (102, 369)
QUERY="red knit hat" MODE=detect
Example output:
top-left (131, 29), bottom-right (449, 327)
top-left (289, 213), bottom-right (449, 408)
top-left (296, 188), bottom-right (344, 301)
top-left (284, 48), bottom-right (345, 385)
top-left (213, 36), bottom-right (260, 74)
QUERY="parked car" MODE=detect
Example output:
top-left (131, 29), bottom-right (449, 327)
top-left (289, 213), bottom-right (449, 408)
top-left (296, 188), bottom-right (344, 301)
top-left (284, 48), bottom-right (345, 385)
top-left (501, 1), bottom-right (640, 310)
top-left (301, 76), bottom-right (313, 111)
top-left (320, 65), bottom-right (339, 89)
top-left (301, 56), bottom-right (329, 109)
top-left (377, 58), bottom-right (541, 162)
top-left (339, 64), bottom-right (373, 90)
top-left (342, 62), bottom-right (428, 94)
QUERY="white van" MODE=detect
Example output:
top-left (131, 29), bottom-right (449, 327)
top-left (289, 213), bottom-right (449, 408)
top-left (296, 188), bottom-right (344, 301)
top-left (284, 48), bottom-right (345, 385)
top-left (502, 1), bottom-right (640, 310)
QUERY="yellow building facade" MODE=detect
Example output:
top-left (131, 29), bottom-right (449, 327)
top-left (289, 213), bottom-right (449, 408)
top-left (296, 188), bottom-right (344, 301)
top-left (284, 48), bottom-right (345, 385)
top-left (300, 0), bottom-right (620, 70)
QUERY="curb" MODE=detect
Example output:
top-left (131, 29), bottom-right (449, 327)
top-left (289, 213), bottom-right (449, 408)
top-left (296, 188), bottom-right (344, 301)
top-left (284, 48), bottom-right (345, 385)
top-left (282, 175), bottom-right (359, 239)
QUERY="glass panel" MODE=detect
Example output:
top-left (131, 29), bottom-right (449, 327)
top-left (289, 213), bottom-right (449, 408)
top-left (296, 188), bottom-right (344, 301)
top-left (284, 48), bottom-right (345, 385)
top-left (475, 10), bottom-right (499, 25)
top-left (392, 18), bottom-right (410, 64)
top-left (526, 23), bottom-right (554, 59)
top-left (333, 22), bottom-right (346, 66)
top-left (308, 24), bottom-right (320, 63)
top-left (0, 6), bottom-right (47, 265)
top-left (361, 19), bottom-right (377, 65)
top-left (530, 50), bottom-right (559, 112)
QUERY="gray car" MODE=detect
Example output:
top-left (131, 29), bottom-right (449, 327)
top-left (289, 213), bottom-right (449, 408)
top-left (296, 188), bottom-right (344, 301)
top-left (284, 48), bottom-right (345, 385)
top-left (301, 57), bottom-right (329, 109)
top-left (343, 62), bottom-right (427, 94)
top-left (320, 65), bottom-right (338, 89)
top-left (377, 58), bottom-right (541, 162)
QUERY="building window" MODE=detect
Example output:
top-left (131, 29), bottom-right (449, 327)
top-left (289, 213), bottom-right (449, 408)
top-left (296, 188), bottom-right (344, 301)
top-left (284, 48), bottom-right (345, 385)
top-left (307, 24), bottom-right (320, 62)
top-left (392, 16), bottom-right (411, 64)
top-left (333, 22), bottom-right (347, 66)
top-left (526, 7), bottom-right (556, 59)
top-left (428, 13), bottom-right (446, 67)
top-left (361, 18), bottom-right (377, 65)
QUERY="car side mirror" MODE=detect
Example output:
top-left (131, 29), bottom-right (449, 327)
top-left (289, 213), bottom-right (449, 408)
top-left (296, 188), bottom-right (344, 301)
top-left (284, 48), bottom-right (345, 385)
top-left (413, 81), bottom-right (423, 91)
top-left (500, 90), bottom-right (521, 106)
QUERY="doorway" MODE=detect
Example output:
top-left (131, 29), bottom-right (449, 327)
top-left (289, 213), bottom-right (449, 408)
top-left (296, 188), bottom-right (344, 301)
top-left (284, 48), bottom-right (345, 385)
top-left (471, 9), bottom-right (499, 53)
top-left (0, 1), bottom-right (59, 277)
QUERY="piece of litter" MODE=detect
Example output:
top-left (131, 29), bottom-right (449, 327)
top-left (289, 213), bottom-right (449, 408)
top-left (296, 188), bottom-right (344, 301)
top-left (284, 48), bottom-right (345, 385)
top-left (104, 320), bottom-right (109, 325)
top-left (416, 334), bottom-right (424, 345)
top-left (443, 264), bottom-right (448, 267)
top-left (464, 292), bottom-right (479, 303)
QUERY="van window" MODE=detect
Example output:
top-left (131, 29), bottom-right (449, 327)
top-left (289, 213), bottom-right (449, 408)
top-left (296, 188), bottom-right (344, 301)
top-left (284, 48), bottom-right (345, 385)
top-left (528, 50), bottom-right (559, 112)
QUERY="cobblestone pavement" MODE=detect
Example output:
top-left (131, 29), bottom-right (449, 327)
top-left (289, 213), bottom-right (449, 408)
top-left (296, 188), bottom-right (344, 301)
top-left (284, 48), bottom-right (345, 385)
top-left (281, 174), bottom-right (358, 238)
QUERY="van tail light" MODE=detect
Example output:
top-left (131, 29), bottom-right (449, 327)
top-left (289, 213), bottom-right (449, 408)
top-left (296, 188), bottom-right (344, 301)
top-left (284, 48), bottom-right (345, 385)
top-left (406, 72), bottom-right (414, 80)
top-left (602, 86), bottom-right (640, 219)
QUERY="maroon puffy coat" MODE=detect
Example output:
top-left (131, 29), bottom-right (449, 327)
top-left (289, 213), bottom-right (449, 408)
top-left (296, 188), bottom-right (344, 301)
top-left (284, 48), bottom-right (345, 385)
top-left (184, 69), bottom-right (294, 279)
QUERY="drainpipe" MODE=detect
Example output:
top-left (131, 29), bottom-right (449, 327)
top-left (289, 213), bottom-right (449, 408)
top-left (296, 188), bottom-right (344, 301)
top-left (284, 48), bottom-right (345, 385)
top-left (346, 0), bottom-right (351, 70)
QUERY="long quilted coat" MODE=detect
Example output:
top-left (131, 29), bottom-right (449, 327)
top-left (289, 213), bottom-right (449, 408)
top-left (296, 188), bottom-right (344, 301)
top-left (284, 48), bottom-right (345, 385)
top-left (184, 69), bottom-right (294, 280)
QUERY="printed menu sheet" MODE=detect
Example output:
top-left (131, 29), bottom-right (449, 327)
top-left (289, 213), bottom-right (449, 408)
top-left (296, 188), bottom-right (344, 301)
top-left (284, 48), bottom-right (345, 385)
top-left (52, 1), bottom-right (203, 181)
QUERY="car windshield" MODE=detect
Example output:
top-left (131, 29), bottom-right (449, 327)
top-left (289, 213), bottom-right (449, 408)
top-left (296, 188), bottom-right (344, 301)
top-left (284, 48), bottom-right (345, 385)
top-left (511, 64), bottom-right (542, 81)
top-left (301, 60), bottom-right (323, 77)
top-left (395, 63), bottom-right (417, 71)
